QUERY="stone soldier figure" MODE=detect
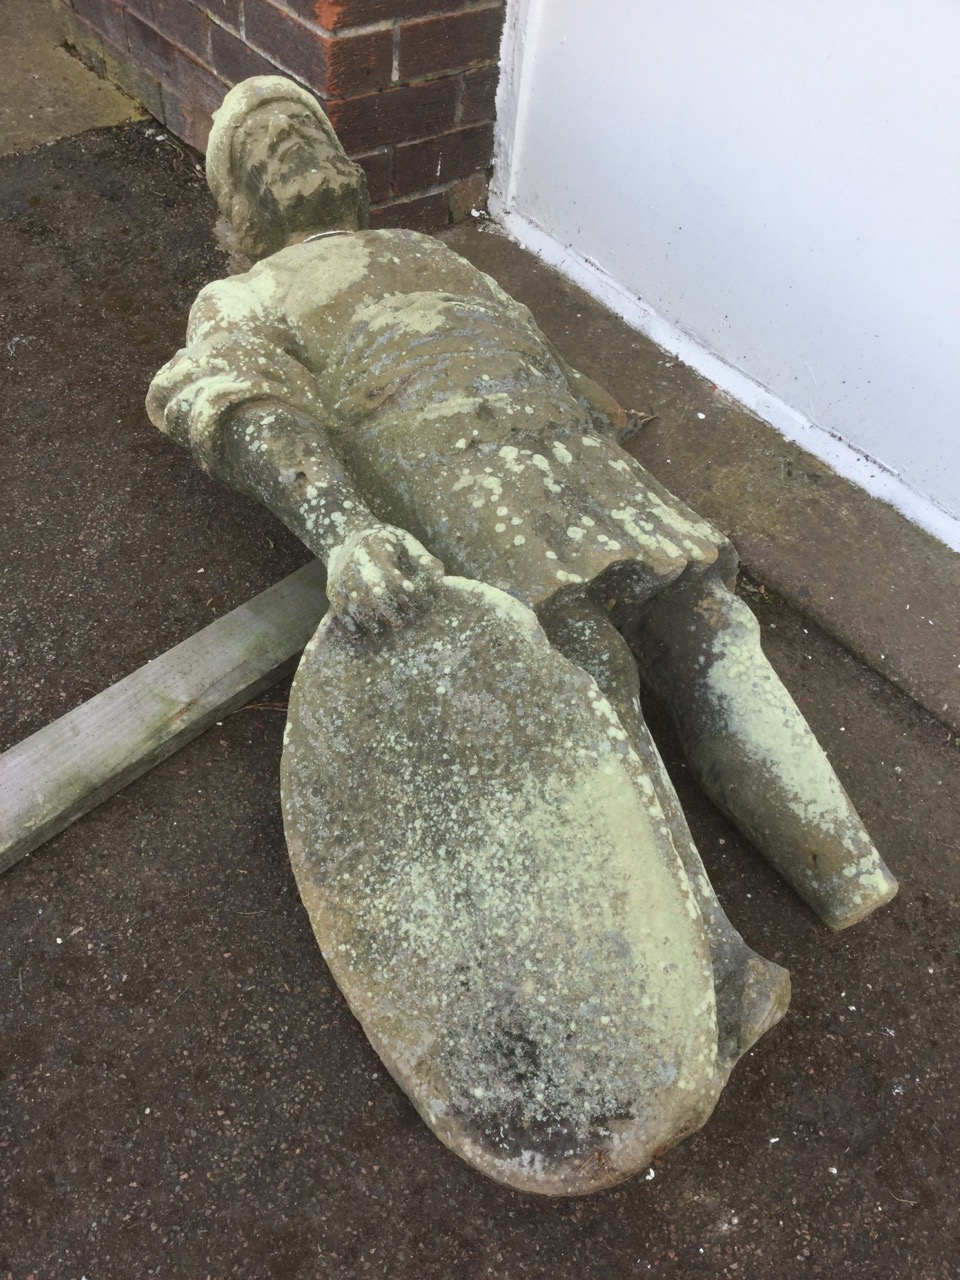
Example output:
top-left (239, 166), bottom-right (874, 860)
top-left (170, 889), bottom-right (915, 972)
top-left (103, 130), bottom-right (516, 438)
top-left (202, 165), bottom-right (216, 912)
top-left (148, 77), bottom-right (897, 1194)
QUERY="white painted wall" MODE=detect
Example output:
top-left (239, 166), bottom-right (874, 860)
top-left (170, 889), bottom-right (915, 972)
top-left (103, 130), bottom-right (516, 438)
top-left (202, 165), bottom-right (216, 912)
top-left (493, 0), bottom-right (960, 546)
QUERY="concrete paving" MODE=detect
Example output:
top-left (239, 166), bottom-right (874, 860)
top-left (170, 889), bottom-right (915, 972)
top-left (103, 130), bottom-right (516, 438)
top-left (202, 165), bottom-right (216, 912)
top-left (0, 0), bottom-right (139, 158)
top-left (1, 18), bottom-right (958, 1280)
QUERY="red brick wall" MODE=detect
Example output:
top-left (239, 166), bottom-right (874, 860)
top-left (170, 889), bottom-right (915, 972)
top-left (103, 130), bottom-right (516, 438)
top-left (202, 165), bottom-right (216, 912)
top-left (54, 0), bottom-right (504, 230)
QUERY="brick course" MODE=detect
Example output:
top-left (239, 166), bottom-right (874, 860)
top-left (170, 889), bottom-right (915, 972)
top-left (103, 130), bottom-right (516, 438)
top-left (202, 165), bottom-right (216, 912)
top-left (68, 0), bottom-right (128, 49)
top-left (459, 63), bottom-right (498, 124)
top-left (398, 6), bottom-right (504, 81)
top-left (162, 53), bottom-right (231, 152)
top-left (126, 0), bottom-right (209, 59)
top-left (245, 1), bottom-right (394, 97)
top-left (298, 1), bottom-right (444, 32)
top-left (125, 11), bottom-right (207, 84)
top-left (53, 0), bottom-right (504, 229)
top-left (369, 189), bottom-right (448, 231)
top-left (199, 0), bottom-right (241, 28)
top-left (354, 147), bottom-right (392, 202)
top-left (327, 76), bottom-right (457, 153)
top-left (209, 21), bottom-right (277, 84)
top-left (393, 122), bottom-right (493, 196)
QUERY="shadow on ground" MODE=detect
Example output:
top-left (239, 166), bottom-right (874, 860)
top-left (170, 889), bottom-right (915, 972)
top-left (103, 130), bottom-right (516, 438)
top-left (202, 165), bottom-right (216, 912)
top-left (1, 124), bottom-right (958, 1280)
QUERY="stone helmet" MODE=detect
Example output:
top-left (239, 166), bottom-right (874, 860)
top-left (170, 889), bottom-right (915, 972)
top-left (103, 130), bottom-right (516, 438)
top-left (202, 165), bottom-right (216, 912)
top-left (205, 75), bottom-right (370, 262)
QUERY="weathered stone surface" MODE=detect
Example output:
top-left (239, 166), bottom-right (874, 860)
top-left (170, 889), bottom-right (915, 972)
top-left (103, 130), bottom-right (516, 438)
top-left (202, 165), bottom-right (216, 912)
top-left (204, 76), bottom-right (370, 264)
top-left (144, 75), bottom-right (899, 1194)
top-left (147, 226), bottom-right (731, 614)
top-left (623, 577), bottom-right (899, 931)
top-left (282, 577), bottom-right (722, 1194)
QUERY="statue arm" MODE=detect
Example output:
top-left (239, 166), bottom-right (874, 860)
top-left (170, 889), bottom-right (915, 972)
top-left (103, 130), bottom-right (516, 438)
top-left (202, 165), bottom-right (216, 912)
top-left (148, 276), bottom-right (442, 632)
top-left (220, 400), bottom-right (443, 633)
top-left (146, 275), bottom-right (324, 473)
top-left (219, 398), bottom-right (379, 559)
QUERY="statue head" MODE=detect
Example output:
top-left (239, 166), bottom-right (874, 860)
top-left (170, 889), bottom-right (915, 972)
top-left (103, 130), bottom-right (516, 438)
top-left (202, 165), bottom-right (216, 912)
top-left (206, 76), bottom-right (370, 264)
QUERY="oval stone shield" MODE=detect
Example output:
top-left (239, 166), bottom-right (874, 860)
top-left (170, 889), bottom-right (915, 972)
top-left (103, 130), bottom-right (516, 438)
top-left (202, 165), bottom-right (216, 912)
top-left (281, 577), bottom-right (722, 1195)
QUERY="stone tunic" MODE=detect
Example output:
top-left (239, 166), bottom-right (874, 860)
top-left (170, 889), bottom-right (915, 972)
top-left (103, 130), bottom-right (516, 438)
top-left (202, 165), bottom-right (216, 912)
top-left (148, 228), bottom-right (733, 607)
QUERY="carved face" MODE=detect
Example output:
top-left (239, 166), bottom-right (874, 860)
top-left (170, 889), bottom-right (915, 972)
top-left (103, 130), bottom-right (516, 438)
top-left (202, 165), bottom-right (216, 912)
top-left (231, 99), bottom-right (366, 244)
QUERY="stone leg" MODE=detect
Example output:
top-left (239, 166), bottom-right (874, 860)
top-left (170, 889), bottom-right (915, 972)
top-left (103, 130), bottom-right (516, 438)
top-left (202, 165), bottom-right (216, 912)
top-left (625, 571), bottom-right (898, 930)
top-left (536, 593), bottom-right (790, 1073)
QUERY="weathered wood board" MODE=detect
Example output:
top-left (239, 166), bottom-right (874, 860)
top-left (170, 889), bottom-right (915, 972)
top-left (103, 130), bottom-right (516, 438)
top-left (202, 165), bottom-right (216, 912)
top-left (0, 561), bottom-right (327, 875)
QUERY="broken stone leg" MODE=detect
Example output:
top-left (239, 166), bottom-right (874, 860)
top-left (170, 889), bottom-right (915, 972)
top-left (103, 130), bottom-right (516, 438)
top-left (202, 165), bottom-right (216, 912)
top-left (628, 573), bottom-right (899, 930)
top-left (536, 592), bottom-right (791, 1071)
top-left (283, 578), bottom-right (737, 1195)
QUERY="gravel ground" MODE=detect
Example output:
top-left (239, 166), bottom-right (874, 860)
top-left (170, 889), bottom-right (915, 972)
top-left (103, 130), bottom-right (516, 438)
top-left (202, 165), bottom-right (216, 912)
top-left (1, 123), bottom-right (958, 1280)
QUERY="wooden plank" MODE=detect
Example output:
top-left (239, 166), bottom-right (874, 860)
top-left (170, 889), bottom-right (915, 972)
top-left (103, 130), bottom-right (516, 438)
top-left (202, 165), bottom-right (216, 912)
top-left (0, 561), bottom-right (328, 875)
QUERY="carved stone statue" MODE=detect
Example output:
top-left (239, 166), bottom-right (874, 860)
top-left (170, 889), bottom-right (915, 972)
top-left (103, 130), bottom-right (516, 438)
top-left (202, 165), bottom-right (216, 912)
top-left (147, 77), bottom-right (898, 1195)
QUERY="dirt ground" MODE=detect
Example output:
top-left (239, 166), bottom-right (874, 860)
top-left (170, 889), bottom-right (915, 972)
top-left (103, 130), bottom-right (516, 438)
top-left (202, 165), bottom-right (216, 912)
top-left (1, 123), bottom-right (958, 1280)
